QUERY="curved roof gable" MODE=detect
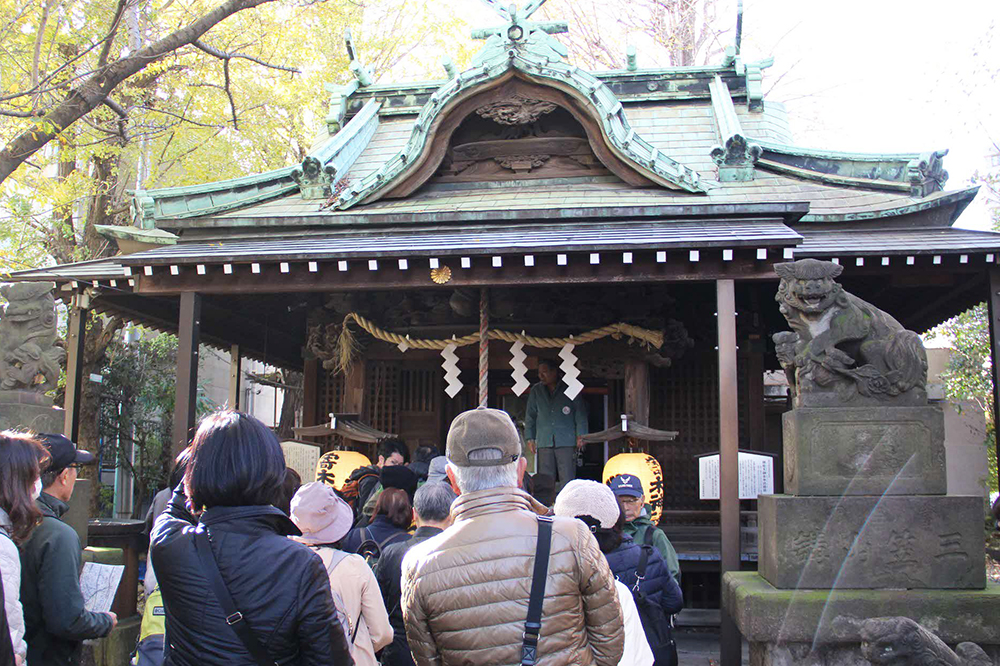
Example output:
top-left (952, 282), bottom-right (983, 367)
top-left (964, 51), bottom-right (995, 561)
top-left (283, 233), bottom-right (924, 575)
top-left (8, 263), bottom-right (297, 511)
top-left (333, 17), bottom-right (706, 210)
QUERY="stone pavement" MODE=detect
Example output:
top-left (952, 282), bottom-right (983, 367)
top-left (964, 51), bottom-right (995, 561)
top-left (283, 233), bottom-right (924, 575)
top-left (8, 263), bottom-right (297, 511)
top-left (675, 628), bottom-right (749, 666)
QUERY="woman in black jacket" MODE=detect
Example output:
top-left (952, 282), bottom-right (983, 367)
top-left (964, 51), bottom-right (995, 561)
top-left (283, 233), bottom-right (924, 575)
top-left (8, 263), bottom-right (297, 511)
top-left (151, 411), bottom-right (354, 666)
top-left (340, 488), bottom-right (412, 555)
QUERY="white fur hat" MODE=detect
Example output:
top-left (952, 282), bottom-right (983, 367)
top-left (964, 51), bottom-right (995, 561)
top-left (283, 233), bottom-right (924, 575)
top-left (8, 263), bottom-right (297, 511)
top-left (553, 479), bottom-right (621, 529)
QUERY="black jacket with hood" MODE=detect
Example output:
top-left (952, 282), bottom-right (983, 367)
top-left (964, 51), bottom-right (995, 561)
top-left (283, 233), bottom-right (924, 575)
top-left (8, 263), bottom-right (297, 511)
top-left (20, 492), bottom-right (114, 666)
top-left (150, 487), bottom-right (354, 666)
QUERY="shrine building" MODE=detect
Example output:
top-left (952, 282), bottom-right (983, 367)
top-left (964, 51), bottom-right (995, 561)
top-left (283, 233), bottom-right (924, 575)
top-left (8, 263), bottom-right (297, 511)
top-left (12, 2), bottom-right (1000, 619)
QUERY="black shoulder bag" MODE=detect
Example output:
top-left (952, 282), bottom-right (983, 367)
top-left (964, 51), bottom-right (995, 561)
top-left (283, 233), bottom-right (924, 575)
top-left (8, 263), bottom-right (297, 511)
top-left (521, 515), bottom-right (553, 666)
top-left (632, 529), bottom-right (678, 666)
top-left (194, 527), bottom-right (278, 666)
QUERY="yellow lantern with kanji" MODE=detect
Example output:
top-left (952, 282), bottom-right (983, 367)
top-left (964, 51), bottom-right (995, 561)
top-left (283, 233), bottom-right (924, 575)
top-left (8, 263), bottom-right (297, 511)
top-left (603, 453), bottom-right (665, 523)
top-left (315, 450), bottom-right (372, 489)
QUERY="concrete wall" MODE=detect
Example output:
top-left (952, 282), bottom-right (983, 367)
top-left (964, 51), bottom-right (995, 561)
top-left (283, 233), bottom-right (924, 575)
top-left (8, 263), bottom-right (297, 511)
top-left (926, 348), bottom-right (991, 497)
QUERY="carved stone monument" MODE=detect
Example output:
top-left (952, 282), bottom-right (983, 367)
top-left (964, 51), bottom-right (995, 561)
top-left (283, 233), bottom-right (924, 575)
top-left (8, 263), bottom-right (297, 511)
top-left (722, 260), bottom-right (999, 666)
top-left (0, 282), bottom-right (66, 432)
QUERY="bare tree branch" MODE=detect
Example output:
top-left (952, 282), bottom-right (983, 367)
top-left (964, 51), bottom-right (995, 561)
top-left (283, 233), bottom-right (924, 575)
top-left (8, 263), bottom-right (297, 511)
top-left (0, 0), bottom-right (280, 185)
top-left (191, 38), bottom-right (300, 73)
top-left (103, 98), bottom-right (127, 119)
top-left (0, 109), bottom-right (45, 118)
top-left (96, 0), bottom-right (130, 69)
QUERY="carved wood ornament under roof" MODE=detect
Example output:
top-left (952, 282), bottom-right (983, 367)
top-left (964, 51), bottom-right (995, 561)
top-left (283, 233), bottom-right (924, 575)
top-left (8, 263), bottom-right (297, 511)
top-left (475, 95), bottom-right (557, 125)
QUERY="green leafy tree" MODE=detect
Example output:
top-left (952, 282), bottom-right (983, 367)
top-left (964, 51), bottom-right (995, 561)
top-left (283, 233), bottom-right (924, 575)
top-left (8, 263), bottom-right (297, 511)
top-left (929, 304), bottom-right (998, 492)
top-left (97, 330), bottom-right (216, 517)
top-left (0, 0), bottom-right (467, 470)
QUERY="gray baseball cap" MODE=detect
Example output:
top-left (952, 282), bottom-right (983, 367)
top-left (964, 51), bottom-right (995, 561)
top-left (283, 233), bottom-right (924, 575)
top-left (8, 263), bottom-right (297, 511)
top-left (446, 408), bottom-right (521, 467)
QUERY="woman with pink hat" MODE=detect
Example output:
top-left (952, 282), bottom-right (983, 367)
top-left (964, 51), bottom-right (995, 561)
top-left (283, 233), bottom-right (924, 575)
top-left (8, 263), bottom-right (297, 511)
top-left (290, 482), bottom-right (393, 666)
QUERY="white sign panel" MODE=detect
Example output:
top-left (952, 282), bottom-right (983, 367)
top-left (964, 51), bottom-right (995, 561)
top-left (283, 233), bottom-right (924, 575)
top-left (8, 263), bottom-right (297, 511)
top-left (699, 452), bottom-right (774, 500)
top-left (281, 441), bottom-right (321, 482)
top-left (80, 563), bottom-right (124, 613)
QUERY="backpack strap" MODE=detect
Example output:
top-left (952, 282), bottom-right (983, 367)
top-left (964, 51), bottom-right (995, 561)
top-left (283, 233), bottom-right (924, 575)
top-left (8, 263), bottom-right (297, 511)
top-left (633, 531), bottom-right (652, 593)
top-left (320, 548), bottom-right (351, 577)
top-left (521, 515), bottom-right (553, 666)
top-left (316, 548), bottom-right (364, 646)
top-left (378, 531), bottom-right (409, 550)
top-left (194, 527), bottom-right (277, 666)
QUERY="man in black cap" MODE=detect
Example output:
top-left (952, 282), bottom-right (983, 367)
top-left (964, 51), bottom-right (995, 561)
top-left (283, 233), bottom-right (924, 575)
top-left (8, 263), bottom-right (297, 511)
top-left (20, 434), bottom-right (116, 666)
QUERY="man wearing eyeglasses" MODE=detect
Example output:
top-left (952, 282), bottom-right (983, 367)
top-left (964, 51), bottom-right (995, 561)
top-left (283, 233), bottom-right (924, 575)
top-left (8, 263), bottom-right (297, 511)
top-left (20, 434), bottom-right (116, 666)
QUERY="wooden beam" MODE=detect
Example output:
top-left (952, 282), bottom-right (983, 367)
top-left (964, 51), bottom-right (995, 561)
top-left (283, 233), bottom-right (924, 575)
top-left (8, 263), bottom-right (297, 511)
top-left (745, 336), bottom-right (765, 448)
top-left (228, 344), bottom-right (241, 410)
top-left (988, 267), bottom-right (1000, 493)
top-left (901, 272), bottom-right (986, 331)
top-left (63, 300), bottom-right (88, 441)
top-left (94, 292), bottom-right (303, 369)
top-left (135, 253), bottom-right (778, 295)
top-left (716, 279), bottom-right (741, 666)
top-left (172, 292), bottom-right (201, 456)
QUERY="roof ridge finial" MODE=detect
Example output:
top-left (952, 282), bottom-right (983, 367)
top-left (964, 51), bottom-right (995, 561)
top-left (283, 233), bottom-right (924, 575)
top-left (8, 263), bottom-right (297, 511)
top-left (735, 0), bottom-right (743, 55)
top-left (478, 0), bottom-right (548, 22)
top-left (344, 28), bottom-right (372, 87)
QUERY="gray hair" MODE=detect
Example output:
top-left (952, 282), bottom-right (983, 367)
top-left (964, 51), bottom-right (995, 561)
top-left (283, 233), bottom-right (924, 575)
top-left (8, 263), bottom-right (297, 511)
top-left (413, 482), bottom-right (455, 523)
top-left (447, 448), bottom-right (520, 494)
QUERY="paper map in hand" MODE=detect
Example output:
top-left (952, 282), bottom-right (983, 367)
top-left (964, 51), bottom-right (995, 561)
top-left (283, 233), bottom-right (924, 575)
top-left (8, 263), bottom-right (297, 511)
top-left (80, 562), bottom-right (124, 613)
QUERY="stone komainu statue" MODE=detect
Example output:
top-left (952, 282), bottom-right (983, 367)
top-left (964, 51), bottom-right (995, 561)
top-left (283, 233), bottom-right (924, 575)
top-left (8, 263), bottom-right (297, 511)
top-left (0, 282), bottom-right (65, 393)
top-left (860, 617), bottom-right (990, 666)
top-left (772, 259), bottom-right (928, 407)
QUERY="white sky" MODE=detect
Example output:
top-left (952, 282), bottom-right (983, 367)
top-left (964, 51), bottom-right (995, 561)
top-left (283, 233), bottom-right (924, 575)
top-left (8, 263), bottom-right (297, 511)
top-left (431, 0), bottom-right (1000, 229)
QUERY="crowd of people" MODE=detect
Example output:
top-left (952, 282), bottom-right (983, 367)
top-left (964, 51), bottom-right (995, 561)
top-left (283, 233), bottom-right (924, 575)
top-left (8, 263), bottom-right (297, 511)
top-left (0, 405), bottom-right (683, 666)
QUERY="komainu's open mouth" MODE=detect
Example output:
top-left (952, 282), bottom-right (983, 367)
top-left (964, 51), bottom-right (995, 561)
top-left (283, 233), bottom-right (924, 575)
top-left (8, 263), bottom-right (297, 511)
top-left (802, 296), bottom-right (824, 307)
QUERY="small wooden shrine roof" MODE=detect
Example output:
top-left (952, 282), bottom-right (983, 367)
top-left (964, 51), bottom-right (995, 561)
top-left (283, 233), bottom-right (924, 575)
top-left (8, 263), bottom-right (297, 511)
top-left (293, 413), bottom-right (395, 443)
top-left (580, 421), bottom-right (679, 443)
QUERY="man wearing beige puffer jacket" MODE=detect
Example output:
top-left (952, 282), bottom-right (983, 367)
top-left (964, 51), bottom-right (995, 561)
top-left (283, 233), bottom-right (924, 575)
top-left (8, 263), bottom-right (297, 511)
top-left (402, 408), bottom-right (624, 666)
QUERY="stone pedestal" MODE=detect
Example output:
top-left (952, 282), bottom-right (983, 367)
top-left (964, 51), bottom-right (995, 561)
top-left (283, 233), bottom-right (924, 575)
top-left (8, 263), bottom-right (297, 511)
top-left (81, 615), bottom-right (142, 666)
top-left (724, 573), bottom-right (1000, 666)
top-left (0, 390), bottom-right (64, 431)
top-left (758, 494), bottom-right (985, 589)
top-left (782, 406), bottom-right (946, 496)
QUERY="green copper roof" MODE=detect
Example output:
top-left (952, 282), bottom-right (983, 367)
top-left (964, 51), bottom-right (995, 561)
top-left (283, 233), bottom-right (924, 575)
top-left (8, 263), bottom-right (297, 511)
top-left (333, 13), bottom-right (708, 209)
top-left (131, 99), bottom-right (382, 228)
top-left (752, 139), bottom-right (949, 197)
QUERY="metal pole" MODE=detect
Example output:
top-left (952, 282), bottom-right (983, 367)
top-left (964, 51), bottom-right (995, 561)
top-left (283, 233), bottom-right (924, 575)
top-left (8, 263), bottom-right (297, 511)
top-left (479, 288), bottom-right (489, 407)
top-left (173, 292), bottom-right (201, 456)
top-left (717, 279), bottom-right (741, 666)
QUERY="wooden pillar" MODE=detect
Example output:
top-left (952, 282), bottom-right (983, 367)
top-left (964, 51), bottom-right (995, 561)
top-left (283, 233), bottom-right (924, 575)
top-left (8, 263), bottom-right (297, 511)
top-left (988, 267), bottom-right (1000, 492)
top-left (228, 344), bottom-right (242, 411)
top-left (624, 360), bottom-right (650, 425)
top-left (717, 279), bottom-right (741, 666)
top-left (63, 296), bottom-right (88, 441)
top-left (746, 336), bottom-right (765, 448)
top-left (302, 358), bottom-right (319, 426)
top-left (172, 292), bottom-right (201, 456)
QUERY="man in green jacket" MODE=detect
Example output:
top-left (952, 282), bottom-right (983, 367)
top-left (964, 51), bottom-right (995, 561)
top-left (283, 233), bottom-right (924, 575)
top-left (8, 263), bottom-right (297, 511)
top-left (21, 434), bottom-right (115, 666)
top-left (524, 358), bottom-right (589, 492)
top-left (609, 473), bottom-right (681, 583)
